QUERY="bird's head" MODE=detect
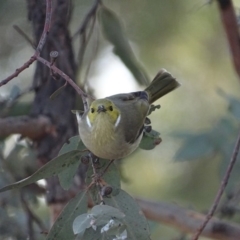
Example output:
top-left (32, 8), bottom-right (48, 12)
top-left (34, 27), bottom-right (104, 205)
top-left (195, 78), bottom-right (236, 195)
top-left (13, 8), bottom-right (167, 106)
top-left (86, 99), bottom-right (121, 128)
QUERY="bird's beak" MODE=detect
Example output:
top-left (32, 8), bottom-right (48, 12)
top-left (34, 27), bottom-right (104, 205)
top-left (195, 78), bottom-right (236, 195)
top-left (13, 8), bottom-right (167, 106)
top-left (97, 105), bottom-right (107, 113)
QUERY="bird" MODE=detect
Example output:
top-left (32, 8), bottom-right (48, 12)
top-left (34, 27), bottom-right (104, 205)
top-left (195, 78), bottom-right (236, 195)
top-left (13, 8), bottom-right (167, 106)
top-left (77, 69), bottom-right (180, 160)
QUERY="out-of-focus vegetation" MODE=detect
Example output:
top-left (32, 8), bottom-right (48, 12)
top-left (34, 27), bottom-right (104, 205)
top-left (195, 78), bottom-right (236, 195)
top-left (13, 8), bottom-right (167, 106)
top-left (1, 0), bottom-right (240, 239)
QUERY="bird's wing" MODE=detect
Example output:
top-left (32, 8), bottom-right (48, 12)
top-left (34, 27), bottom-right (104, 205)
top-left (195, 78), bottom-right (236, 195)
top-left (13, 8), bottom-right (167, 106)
top-left (107, 92), bottom-right (149, 144)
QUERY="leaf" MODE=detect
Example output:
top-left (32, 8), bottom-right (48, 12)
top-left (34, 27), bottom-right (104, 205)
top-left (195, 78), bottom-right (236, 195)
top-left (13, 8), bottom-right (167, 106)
top-left (47, 190), bottom-right (88, 240)
top-left (148, 104), bottom-right (161, 116)
top-left (104, 189), bottom-right (150, 240)
top-left (174, 134), bottom-right (214, 161)
top-left (9, 85), bottom-right (20, 99)
top-left (139, 129), bottom-right (162, 150)
top-left (73, 213), bottom-right (92, 235)
top-left (98, 6), bottom-right (149, 85)
top-left (78, 227), bottom-right (111, 240)
top-left (73, 205), bottom-right (125, 236)
top-left (58, 137), bottom-right (86, 190)
top-left (50, 82), bottom-right (67, 100)
top-left (0, 150), bottom-right (82, 193)
top-left (91, 205), bottom-right (125, 225)
top-left (58, 136), bottom-right (80, 155)
top-left (218, 88), bottom-right (240, 120)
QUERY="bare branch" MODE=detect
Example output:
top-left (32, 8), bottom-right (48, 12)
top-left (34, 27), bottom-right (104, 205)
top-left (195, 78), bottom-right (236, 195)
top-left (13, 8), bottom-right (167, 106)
top-left (36, 56), bottom-right (90, 111)
top-left (191, 129), bottom-right (240, 240)
top-left (216, 0), bottom-right (240, 78)
top-left (136, 198), bottom-right (240, 240)
top-left (191, 0), bottom-right (240, 238)
top-left (0, 0), bottom-right (52, 87)
top-left (35, 0), bottom-right (52, 53)
top-left (0, 56), bottom-right (37, 87)
top-left (0, 115), bottom-right (55, 140)
top-left (13, 25), bottom-right (35, 48)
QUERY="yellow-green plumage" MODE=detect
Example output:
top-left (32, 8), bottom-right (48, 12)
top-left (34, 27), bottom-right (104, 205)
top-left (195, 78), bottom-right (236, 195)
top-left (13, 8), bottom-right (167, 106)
top-left (77, 69), bottom-right (179, 160)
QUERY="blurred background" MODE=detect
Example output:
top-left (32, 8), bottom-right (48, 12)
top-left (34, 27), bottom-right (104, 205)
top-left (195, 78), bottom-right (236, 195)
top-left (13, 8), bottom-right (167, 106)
top-left (1, 0), bottom-right (240, 239)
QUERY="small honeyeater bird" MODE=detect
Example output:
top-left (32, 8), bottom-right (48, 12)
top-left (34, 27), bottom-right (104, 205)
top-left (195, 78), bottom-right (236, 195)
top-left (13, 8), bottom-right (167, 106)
top-left (77, 69), bottom-right (179, 160)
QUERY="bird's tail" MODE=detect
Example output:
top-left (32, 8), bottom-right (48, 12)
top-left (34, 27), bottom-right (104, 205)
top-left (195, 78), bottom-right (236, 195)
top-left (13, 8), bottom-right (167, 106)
top-left (144, 69), bottom-right (180, 104)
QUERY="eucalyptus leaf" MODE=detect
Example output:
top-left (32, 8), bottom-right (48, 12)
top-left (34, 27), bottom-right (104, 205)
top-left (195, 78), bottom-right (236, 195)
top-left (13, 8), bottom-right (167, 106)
top-left (50, 82), bottom-right (67, 100)
top-left (98, 6), bottom-right (149, 85)
top-left (58, 136), bottom-right (80, 155)
top-left (79, 227), bottom-right (112, 240)
top-left (139, 129), bottom-right (161, 150)
top-left (73, 213), bottom-right (92, 235)
top-left (104, 189), bottom-right (151, 240)
top-left (58, 137), bottom-right (86, 190)
top-left (174, 134), bottom-right (214, 161)
top-left (47, 190), bottom-right (88, 240)
top-left (0, 150), bottom-right (82, 193)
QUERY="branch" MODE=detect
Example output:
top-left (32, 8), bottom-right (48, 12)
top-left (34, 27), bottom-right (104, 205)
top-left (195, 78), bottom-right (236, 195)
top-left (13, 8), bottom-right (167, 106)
top-left (217, 0), bottom-right (240, 78)
top-left (0, 115), bottom-right (56, 140)
top-left (191, 129), bottom-right (240, 240)
top-left (0, 0), bottom-right (52, 87)
top-left (136, 198), bottom-right (240, 240)
top-left (191, 0), bottom-right (240, 238)
top-left (37, 56), bottom-right (90, 111)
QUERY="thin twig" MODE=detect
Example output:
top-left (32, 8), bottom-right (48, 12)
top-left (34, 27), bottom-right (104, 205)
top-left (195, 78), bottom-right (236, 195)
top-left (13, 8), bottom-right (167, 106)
top-left (13, 25), bottom-right (35, 48)
top-left (74, 0), bottom-right (101, 80)
top-left (191, 130), bottom-right (240, 240)
top-left (36, 56), bottom-right (91, 111)
top-left (36, 0), bottom-right (52, 53)
top-left (72, 0), bottom-right (101, 39)
top-left (0, 0), bottom-right (52, 87)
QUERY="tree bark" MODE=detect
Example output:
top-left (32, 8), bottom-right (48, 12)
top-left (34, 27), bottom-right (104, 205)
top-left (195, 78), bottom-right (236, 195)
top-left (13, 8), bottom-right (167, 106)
top-left (27, 0), bottom-right (81, 221)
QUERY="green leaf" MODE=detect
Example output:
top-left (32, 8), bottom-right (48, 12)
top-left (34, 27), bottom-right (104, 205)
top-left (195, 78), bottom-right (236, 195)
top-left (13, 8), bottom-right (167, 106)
top-left (9, 85), bottom-right (20, 99)
top-left (218, 89), bottom-right (240, 120)
top-left (47, 190), bottom-right (88, 240)
top-left (50, 82), bottom-right (67, 100)
top-left (98, 6), bottom-right (149, 85)
top-left (58, 136), bottom-right (80, 155)
top-left (104, 189), bottom-right (150, 240)
top-left (91, 205), bottom-right (125, 225)
top-left (174, 134), bottom-right (214, 161)
top-left (58, 137), bottom-right (86, 190)
top-left (139, 129), bottom-right (162, 150)
top-left (79, 227), bottom-right (111, 240)
top-left (73, 213), bottom-right (92, 235)
top-left (148, 104), bottom-right (161, 116)
top-left (0, 150), bottom-right (82, 193)
top-left (73, 205), bottom-right (125, 236)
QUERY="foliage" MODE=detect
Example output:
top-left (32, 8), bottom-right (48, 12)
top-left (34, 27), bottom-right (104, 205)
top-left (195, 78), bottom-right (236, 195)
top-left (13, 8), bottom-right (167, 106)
top-left (0, 130), bottom-right (158, 239)
top-left (174, 92), bottom-right (240, 196)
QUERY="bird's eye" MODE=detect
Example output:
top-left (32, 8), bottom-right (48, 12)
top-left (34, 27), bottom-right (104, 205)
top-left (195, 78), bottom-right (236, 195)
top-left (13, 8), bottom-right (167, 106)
top-left (109, 106), bottom-right (113, 111)
top-left (91, 108), bottom-right (95, 113)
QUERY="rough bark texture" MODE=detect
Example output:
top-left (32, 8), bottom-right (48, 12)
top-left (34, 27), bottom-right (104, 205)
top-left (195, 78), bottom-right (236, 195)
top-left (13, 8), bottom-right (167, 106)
top-left (27, 0), bottom-right (81, 212)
